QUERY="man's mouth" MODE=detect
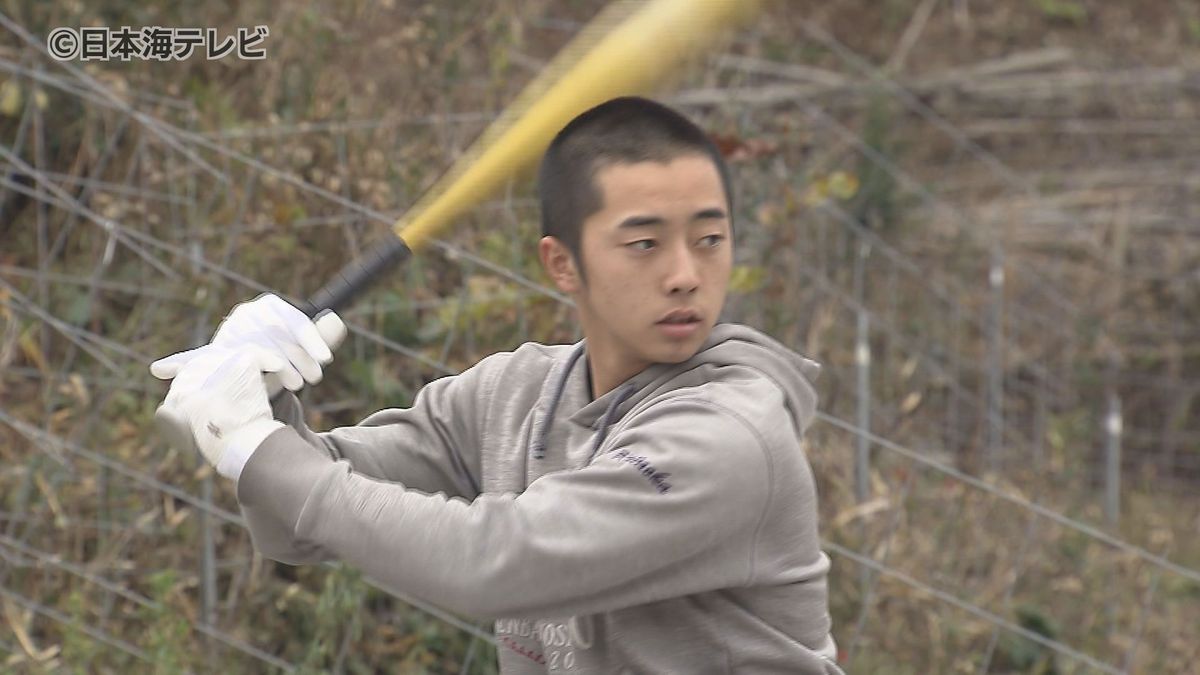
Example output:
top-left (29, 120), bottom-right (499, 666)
top-left (656, 310), bottom-right (703, 340)
top-left (657, 310), bottom-right (701, 325)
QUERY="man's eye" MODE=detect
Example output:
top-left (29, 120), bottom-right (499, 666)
top-left (699, 234), bottom-right (726, 247)
top-left (627, 239), bottom-right (656, 251)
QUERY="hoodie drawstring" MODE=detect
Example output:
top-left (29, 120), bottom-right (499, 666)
top-left (587, 383), bottom-right (637, 463)
top-left (530, 344), bottom-right (637, 463)
top-left (531, 344), bottom-right (584, 460)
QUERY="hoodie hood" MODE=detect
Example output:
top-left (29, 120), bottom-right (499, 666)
top-left (530, 323), bottom-right (821, 464)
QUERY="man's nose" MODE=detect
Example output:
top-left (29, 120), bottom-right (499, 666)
top-left (664, 245), bottom-right (700, 295)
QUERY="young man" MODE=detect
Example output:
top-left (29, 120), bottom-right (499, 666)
top-left (152, 97), bottom-right (841, 673)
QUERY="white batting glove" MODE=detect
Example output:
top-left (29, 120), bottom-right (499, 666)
top-left (150, 293), bottom-right (347, 395)
top-left (159, 346), bottom-right (284, 480)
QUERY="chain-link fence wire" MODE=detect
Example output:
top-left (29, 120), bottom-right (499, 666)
top-left (2, 2), bottom-right (1198, 672)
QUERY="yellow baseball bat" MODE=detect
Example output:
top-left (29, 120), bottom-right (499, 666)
top-left (155, 0), bottom-right (760, 453)
top-left (399, 0), bottom-right (760, 250)
top-left (302, 0), bottom-right (760, 315)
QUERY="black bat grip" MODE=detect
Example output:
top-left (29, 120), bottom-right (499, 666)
top-left (300, 235), bottom-right (411, 318)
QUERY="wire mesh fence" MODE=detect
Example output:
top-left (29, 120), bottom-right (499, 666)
top-left (2, 1), bottom-right (1198, 672)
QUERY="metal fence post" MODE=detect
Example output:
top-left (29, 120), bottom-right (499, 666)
top-left (1104, 353), bottom-right (1123, 527)
top-left (987, 244), bottom-right (1006, 474)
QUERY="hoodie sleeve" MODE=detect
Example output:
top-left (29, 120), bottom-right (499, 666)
top-left (236, 396), bottom-right (778, 619)
top-left (238, 355), bottom-right (498, 564)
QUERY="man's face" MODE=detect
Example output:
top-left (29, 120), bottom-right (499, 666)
top-left (548, 154), bottom-right (733, 383)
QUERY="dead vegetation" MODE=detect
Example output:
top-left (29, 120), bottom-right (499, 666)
top-left (1, 0), bottom-right (1197, 672)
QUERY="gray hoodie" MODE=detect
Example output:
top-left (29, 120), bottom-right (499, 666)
top-left (237, 323), bottom-right (842, 674)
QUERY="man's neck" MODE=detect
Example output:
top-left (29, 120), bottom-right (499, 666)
top-left (585, 351), bottom-right (650, 400)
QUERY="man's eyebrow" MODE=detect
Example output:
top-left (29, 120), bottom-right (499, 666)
top-left (617, 209), bottom-right (727, 229)
top-left (692, 207), bottom-right (727, 221)
top-left (618, 215), bottom-right (665, 229)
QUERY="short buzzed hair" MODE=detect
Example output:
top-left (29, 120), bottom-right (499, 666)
top-left (537, 96), bottom-right (733, 280)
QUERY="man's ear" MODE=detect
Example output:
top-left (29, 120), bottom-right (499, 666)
top-left (538, 236), bottom-right (582, 294)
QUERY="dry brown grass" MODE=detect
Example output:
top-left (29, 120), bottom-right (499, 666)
top-left (1, 0), bottom-right (1198, 672)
